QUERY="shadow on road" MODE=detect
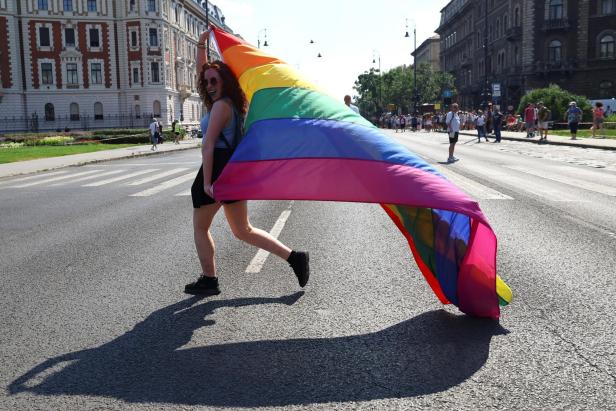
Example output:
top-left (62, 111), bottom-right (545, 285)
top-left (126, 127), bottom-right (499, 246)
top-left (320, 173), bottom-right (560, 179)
top-left (9, 293), bottom-right (507, 407)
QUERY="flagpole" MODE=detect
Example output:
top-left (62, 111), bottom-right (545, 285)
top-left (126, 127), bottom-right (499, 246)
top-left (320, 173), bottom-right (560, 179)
top-left (205, 0), bottom-right (210, 61)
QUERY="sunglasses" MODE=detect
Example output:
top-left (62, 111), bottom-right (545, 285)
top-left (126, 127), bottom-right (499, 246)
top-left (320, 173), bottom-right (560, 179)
top-left (203, 76), bottom-right (219, 87)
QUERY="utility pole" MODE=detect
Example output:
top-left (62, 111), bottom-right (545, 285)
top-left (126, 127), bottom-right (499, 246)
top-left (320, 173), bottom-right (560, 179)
top-left (482, 0), bottom-right (491, 109)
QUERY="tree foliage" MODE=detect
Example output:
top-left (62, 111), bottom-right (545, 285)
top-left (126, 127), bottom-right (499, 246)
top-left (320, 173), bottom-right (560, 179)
top-left (353, 63), bottom-right (456, 118)
top-left (517, 84), bottom-right (592, 122)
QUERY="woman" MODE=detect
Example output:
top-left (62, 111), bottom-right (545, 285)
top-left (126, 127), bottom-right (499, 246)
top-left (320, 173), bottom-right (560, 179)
top-left (185, 60), bottom-right (309, 295)
top-left (591, 101), bottom-right (605, 138)
top-left (475, 110), bottom-right (487, 142)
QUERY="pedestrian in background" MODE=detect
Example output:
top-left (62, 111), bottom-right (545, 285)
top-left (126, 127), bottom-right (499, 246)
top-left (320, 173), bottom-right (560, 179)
top-left (591, 102), bottom-right (605, 138)
top-left (492, 107), bottom-right (503, 143)
top-left (524, 103), bottom-right (536, 138)
top-left (564, 101), bottom-right (582, 140)
top-left (149, 117), bottom-right (159, 151)
top-left (445, 103), bottom-right (460, 163)
top-left (537, 102), bottom-right (551, 143)
top-left (186, 60), bottom-right (309, 296)
top-left (344, 95), bottom-right (360, 114)
top-left (475, 110), bottom-right (487, 142)
top-left (172, 119), bottom-right (180, 144)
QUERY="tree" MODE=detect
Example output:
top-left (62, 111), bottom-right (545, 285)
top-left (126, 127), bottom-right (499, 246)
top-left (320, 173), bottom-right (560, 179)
top-left (518, 84), bottom-right (592, 122)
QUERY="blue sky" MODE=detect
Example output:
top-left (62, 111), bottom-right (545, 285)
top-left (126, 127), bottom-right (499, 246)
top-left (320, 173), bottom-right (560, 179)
top-left (213, 0), bottom-right (448, 101)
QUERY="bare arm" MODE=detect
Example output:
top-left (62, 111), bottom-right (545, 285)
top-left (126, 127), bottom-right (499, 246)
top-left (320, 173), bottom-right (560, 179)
top-left (196, 27), bottom-right (213, 71)
top-left (202, 100), bottom-right (231, 198)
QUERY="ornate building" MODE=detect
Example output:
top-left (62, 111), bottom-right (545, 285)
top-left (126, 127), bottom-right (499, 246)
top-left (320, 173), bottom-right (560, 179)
top-left (436, 0), bottom-right (616, 110)
top-left (411, 35), bottom-right (441, 71)
top-left (0, 0), bottom-right (231, 132)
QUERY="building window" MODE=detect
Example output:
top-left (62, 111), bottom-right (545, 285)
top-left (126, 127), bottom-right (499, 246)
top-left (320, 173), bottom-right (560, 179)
top-left (599, 81), bottom-right (613, 98)
top-left (129, 0), bottom-right (136, 11)
top-left (601, 0), bottom-right (616, 14)
top-left (147, 0), bottom-right (156, 12)
top-left (89, 28), bottom-right (100, 48)
top-left (149, 28), bottom-right (158, 47)
top-left (548, 0), bottom-right (564, 20)
top-left (151, 62), bottom-right (160, 83)
top-left (548, 40), bottom-right (562, 63)
top-left (39, 27), bottom-right (50, 47)
top-left (132, 67), bottom-right (140, 84)
top-left (70, 103), bottom-right (80, 121)
top-left (41, 63), bottom-right (53, 85)
top-left (91, 63), bottom-right (102, 84)
top-left (135, 104), bottom-right (141, 118)
top-left (94, 102), bottom-right (104, 120)
top-left (87, 0), bottom-right (97, 12)
top-left (44, 103), bottom-right (55, 121)
top-left (514, 7), bottom-right (520, 26)
top-left (38, 0), bottom-right (48, 10)
top-left (63, 0), bottom-right (73, 11)
top-left (153, 100), bottom-right (161, 117)
top-left (66, 63), bottom-right (78, 84)
top-left (65, 28), bottom-right (75, 47)
top-left (131, 31), bottom-right (138, 47)
top-left (600, 35), bottom-right (615, 59)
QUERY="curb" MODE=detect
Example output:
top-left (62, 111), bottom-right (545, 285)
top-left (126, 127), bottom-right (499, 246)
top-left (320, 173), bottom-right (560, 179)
top-left (457, 132), bottom-right (616, 151)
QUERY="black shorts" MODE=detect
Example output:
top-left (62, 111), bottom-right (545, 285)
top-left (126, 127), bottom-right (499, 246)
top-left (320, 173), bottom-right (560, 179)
top-left (569, 122), bottom-right (579, 134)
top-left (449, 131), bottom-right (459, 144)
top-left (191, 148), bottom-right (239, 208)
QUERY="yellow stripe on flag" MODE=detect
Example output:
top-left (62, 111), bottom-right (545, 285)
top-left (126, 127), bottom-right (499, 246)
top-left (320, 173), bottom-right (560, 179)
top-left (238, 63), bottom-right (321, 103)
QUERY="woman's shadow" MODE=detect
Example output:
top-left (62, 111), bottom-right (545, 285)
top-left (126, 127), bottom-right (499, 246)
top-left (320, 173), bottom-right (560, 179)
top-left (9, 293), bottom-right (507, 407)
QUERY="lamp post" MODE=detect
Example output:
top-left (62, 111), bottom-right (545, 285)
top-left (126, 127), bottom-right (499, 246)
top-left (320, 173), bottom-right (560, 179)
top-left (372, 49), bottom-right (382, 113)
top-left (257, 28), bottom-right (268, 49)
top-left (309, 39), bottom-right (322, 58)
top-left (405, 19), bottom-right (419, 116)
top-left (481, 0), bottom-right (491, 109)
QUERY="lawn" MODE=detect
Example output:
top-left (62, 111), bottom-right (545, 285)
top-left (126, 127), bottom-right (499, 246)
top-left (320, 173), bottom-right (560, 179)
top-left (550, 129), bottom-right (616, 139)
top-left (0, 144), bottom-right (143, 164)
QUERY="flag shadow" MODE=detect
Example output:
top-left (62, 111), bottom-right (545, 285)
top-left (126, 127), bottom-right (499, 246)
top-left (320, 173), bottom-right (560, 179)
top-left (9, 293), bottom-right (507, 407)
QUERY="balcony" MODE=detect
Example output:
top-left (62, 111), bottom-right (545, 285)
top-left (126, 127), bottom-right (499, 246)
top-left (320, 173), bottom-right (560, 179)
top-left (505, 26), bottom-right (522, 41)
top-left (536, 59), bottom-right (577, 74)
top-left (542, 18), bottom-right (571, 31)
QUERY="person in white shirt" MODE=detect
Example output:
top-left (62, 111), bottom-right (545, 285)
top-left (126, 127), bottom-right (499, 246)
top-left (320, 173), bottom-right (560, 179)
top-left (445, 103), bottom-right (461, 163)
top-left (149, 118), bottom-right (160, 151)
top-left (344, 95), bottom-right (360, 114)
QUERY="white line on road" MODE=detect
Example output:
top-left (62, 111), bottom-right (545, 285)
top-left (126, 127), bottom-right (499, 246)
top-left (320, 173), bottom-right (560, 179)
top-left (83, 169), bottom-right (158, 187)
top-left (0, 171), bottom-right (68, 186)
top-left (127, 167), bottom-right (189, 186)
top-left (129, 172), bottom-right (195, 196)
top-left (10, 170), bottom-right (102, 187)
top-left (50, 169), bottom-right (126, 186)
top-left (174, 189), bottom-right (191, 196)
top-left (431, 164), bottom-right (513, 200)
top-left (246, 202), bottom-right (294, 274)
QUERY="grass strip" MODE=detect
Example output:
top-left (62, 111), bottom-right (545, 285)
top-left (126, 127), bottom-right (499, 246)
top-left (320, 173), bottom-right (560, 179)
top-left (0, 144), bottom-right (143, 164)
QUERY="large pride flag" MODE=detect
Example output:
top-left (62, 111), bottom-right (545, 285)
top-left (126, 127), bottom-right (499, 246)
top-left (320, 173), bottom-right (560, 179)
top-left (208, 27), bottom-right (512, 319)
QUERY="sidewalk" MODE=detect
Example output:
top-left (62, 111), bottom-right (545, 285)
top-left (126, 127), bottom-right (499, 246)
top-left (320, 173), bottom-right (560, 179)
top-left (458, 129), bottom-right (616, 150)
top-left (0, 139), bottom-right (201, 179)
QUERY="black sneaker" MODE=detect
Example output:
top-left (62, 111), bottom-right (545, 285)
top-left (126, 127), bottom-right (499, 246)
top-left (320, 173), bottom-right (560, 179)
top-left (288, 251), bottom-right (310, 287)
top-left (184, 275), bottom-right (221, 295)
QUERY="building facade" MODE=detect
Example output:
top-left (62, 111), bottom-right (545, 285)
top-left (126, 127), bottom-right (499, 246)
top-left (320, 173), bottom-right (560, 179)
top-left (0, 0), bottom-right (231, 132)
top-left (436, 0), bottom-right (616, 110)
top-left (411, 35), bottom-right (441, 71)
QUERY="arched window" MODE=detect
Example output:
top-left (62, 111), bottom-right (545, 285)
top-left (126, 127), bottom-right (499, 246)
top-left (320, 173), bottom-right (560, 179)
top-left (514, 7), bottom-right (520, 26)
top-left (44, 103), bottom-right (55, 121)
top-left (548, 40), bottom-right (562, 63)
top-left (70, 102), bottom-right (79, 121)
top-left (549, 0), bottom-right (564, 20)
top-left (600, 34), bottom-right (615, 59)
top-left (153, 100), bottom-right (161, 116)
top-left (94, 102), bottom-right (103, 120)
top-left (601, 0), bottom-right (616, 15)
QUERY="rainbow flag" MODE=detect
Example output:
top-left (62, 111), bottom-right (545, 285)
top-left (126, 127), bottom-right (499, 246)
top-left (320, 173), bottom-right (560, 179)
top-left (209, 27), bottom-right (512, 319)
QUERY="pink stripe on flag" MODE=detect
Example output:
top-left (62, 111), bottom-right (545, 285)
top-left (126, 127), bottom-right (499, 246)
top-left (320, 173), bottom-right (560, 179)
top-left (214, 158), bottom-right (491, 227)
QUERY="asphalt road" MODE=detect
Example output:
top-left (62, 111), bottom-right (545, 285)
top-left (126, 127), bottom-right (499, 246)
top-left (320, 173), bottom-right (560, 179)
top-left (1, 131), bottom-right (615, 410)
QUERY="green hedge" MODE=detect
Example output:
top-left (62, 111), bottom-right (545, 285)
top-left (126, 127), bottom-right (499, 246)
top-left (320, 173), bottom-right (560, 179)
top-left (100, 134), bottom-right (150, 144)
top-left (518, 84), bottom-right (592, 122)
top-left (92, 128), bottom-right (148, 136)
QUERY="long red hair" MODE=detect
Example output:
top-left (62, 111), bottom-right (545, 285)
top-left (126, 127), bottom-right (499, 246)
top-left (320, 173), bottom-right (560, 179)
top-left (197, 61), bottom-right (247, 116)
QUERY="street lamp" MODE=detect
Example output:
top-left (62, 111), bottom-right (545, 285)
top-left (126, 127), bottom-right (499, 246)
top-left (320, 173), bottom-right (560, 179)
top-left (405, 19), bottom-right (420, 116)
top-left (481, 0), bottom-right (492, 109)
top-left (257, 28), bottom-right (268, 48)
top-left (309, 39), bottom-right (322, 58)
top-left (372, 49), bottom-right (382, 112)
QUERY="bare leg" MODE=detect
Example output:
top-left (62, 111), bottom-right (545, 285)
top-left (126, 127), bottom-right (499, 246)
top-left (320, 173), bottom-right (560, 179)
top-left (223, 201), bottom-right (292, 260)
top-left (193, 203), bottom-right (222, 277)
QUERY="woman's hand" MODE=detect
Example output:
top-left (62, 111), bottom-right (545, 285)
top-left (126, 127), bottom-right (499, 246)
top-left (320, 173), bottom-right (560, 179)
top-left (204, 183), bottom-right (214, 198)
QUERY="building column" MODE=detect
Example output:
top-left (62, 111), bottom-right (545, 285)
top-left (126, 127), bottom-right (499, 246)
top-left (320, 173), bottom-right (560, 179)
top-left (576, 1), bottom-right (589, 68)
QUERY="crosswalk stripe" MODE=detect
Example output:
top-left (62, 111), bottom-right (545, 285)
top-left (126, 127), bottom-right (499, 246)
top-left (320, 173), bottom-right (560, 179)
top-left (129, 172), bottom-right (195, 197)
top-left (83, 169), bottom-right (158, 187)
top-left (174, 189), bottom-right (191, 196)
top-left (51, 169), bottom-right (126, 186)
top-left (0, 171), bottom-right (68, 186)
top-left (127, 168), bottom-right (189, 186)
top-left (504, 165), bottom-right (616, 197)
top-left (10, 170), bottom-right (102, 188)
top-left (246, 208), bottom-right (293, 273)
top-left (431, 164), bottom-right (513, 200)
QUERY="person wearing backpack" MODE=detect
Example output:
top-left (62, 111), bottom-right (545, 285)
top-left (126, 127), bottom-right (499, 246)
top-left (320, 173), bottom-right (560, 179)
top-left (537, 102), bottom-right (551, 143)
top-left (186, 60), bottom-right (309, 296)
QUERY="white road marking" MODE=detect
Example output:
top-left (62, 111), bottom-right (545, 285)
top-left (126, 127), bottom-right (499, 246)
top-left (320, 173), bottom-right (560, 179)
top-left (50, 169), bottom-right (126, 186)
top-left (83, 169), bottom-right (158, 187)
top-left (504, 165), bottom-right (616, 197)
top-left (129, 172), bottom-right (195, 196)
top-left (246, 203), bottom-right (294, 274)
top-left (431, 164), bottom-right (513, 200)
top-left (174, 189), bottom-right (191, 196)
top-left (127, 168), bottom-right (189, 185)
top-left (10, 170), bottom-right (102, 188)
top-left (0, 171), bottom-right (68, 186)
